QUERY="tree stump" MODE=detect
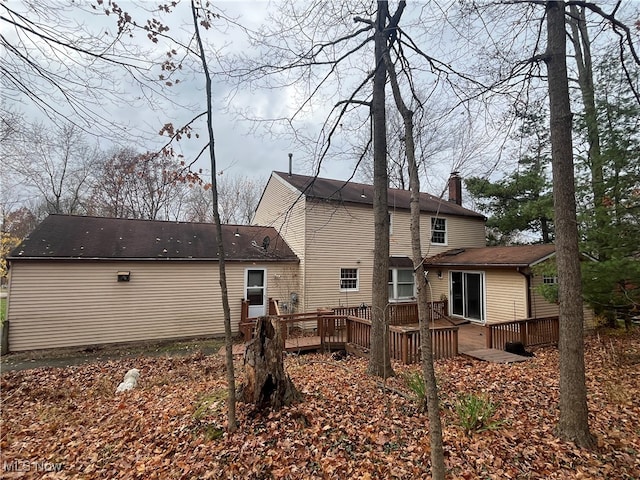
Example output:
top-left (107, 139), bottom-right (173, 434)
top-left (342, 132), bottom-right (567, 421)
top-left (238, 316), bottom-right (301, 410)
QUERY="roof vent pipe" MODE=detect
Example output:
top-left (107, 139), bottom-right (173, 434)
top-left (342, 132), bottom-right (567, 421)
top-left (288, 153), bottom-right (293, 177)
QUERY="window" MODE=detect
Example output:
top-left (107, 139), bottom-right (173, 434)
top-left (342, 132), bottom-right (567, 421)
top-left (543, 275), bottom-right (558, 284)
top-left (388, 268), bottom-right (415, 300)
top-left (340, 268), bottom-right (359, 291)
top-left (431, 217), bottom-right (447, 244)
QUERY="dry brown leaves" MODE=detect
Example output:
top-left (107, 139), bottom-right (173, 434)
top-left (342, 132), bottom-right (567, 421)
top-left (1, 332), bottom-right (639, 479)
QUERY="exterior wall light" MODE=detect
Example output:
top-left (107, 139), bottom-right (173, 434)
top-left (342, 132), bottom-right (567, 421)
top-left (117, 271), bottom-right (131, 282)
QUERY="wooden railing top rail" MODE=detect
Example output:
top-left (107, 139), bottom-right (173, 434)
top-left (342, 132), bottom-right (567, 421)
top-left (487, 315), bottom-right (559, 327)
top-left (389, 324), bottom-right (459, 333)
top-left (243, 312), bottom-right (326, 323)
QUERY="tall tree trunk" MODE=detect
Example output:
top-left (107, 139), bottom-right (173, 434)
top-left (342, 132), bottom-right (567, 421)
top-left (568, 5), bottom-right (608, 261)
top-left (545, 0), bottom-right (594, 448)
top-left (382, 39), bottom-right (446, 480)
top-left (367, 0), bottom-right (393, 378)
top-left (191, 0), bottom-right (237, 431)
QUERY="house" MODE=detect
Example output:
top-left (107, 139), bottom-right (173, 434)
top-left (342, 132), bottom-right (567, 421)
top-left (253, 171), bottom-right (593, 328)
top-left (252, 171), bottom-right (487, 313)
top-left (422, 244), bottom-right (594, 327)
top-left (4, 215), bottom-right (298, 352)
top-left (5, 172), bottom-right (591, 353)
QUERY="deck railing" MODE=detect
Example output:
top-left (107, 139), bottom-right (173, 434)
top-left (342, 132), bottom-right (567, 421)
top-left (330, 316), bottom-right (458, 364)
top-left (485, 316), bottom-right (559, 349)
top-left (239, 309), bottom-right (323, 342)
top-left (331, 300), bottom-right (448, 325)
top-left (239, 301), bottom-right (457, 364)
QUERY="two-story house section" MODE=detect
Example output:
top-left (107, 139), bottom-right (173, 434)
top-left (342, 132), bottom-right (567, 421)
top-left (253, 171), bottom-right (487, 314)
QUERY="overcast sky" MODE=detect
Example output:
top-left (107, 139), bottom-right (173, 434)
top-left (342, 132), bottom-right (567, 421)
top-left (3, 0), bottom-right (503, 198)
top-left (6, 0), bottom-right (636, 203)
top-left (3, 1), bottom-right (380, 186)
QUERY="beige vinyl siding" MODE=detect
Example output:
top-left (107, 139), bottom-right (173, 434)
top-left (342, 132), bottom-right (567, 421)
top-left (389, 209), bottom-right (485, 256)
top-left (425, 270), bottom-right (449, 303)
top-left (303, 202), bottom-right (374, 310)
top-left (253, 175), bottom-right (306, 257)
top-left (440, 216), bottom-right (486, 250)
top-left (428, 268), bottom-right (528, 324)
top-left (529, 273), bottom-right (594, 329)
top-left (530, 274), bottom-right (559, 319)
top-left (296, 201), bottom-right (485, 311)
top-left (253, 175), bottom-right (306, 308)
top-left (7, 260), bottom-right (298, 352)
top-left (484, 269), bottom-right (527, 323)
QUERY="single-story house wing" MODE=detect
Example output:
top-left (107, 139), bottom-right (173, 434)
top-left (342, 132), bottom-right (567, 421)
top-left (5, 214), bottom-right (299, 352)
top-left (423, 244), bottom-right (595, 327)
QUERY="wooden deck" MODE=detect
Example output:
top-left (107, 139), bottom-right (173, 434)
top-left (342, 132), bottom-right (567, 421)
top-left (234, 302), bottom-right (555, 364)
top-left (229, 322), bottom-right (531, 363)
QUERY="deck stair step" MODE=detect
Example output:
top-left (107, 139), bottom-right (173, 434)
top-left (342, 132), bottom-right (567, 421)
top-left (463, 348), bottom-right (531, 363)
top-left (443, 316), bottom-right (470, 326)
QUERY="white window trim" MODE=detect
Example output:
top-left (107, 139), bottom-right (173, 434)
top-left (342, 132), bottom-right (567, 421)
top-left (388, 268), bottom-right (416, 301)
top-left (430, 217), bottom-right (448, 245)
top-left (244, 268), bottom-right (268, 317)
top-left (339, 267), bottom-right (359, 292)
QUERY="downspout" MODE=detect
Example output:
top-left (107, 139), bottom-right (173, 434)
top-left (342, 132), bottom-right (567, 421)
top-left (517, 267), bottom-right (533, 319)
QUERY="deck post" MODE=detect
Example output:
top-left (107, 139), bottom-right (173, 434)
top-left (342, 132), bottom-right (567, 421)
top-left (520, 320), bottom-right (527, 346)
top-left (485, 325), bottom-right (493, 349)
top-left (241, 299), bottom-right (249, 323)
top-left (317, 315), bottom-right (324, 347)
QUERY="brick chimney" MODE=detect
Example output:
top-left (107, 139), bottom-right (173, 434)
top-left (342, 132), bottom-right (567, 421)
top-left (448, 171), bottom-right (462, 206)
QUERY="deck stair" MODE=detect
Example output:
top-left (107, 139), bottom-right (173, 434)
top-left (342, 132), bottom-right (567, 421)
top-left (442, 315), bottom-right (469, 326)
top-left (463, 348), bottom-right (531, 363)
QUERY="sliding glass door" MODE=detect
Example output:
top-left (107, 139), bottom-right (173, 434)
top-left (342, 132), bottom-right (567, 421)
top-left (450, 271), bottom-right (485, 322)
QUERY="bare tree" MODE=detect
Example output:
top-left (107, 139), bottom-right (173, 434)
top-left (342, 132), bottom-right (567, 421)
top-left (568, 5), bottom-right (608, 258)
top-left (182, 185), bottom-right (215, 223)
top-left (216, 173), bottom-right (266, 224)
top-left (190, 0), bottom-right (237, 430)
top-left (381, 17), bottom-right (446, 478)
top-left (5, 121), bottom-right (99, 215)
top-left (545, 0), bottom-right (595, 449)
top-left (0, 0), bottom-right (193, 143)
top-left (89, 148), bottom-right (194, 220)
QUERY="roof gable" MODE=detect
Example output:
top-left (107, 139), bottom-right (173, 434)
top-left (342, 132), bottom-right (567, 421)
top-left (10, 215), bottom-right (298, 262)
top-left (273, 171), bottom-right (485, 219)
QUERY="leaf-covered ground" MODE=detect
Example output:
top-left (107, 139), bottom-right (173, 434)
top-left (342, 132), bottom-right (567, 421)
top-left (1, 331), bottom-right (639, 479)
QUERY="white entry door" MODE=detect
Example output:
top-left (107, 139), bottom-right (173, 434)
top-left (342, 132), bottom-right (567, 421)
top-left (245, 268), bottom-right (267, 317)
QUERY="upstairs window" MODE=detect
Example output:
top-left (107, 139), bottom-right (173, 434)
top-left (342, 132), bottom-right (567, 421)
top-left (340, 268), bottom-right (359, 291)
top-left (431, 217), bottom-right (447, 244)
top-left (543, 275), bottom-right (558, 284)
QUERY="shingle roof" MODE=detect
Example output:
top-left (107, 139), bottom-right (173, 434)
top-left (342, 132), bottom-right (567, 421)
top-left (9, 215), bottom-right (299, 262)
top-left (423, 244), bottom-right (557, 268)
top-left (274, 171), bottom-right (485, 219)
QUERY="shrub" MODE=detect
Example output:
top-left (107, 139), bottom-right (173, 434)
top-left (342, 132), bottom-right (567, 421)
top-left (454, 393), bottom-right (502, 435)
top-left (403, 371), bottom-right (427, 410)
